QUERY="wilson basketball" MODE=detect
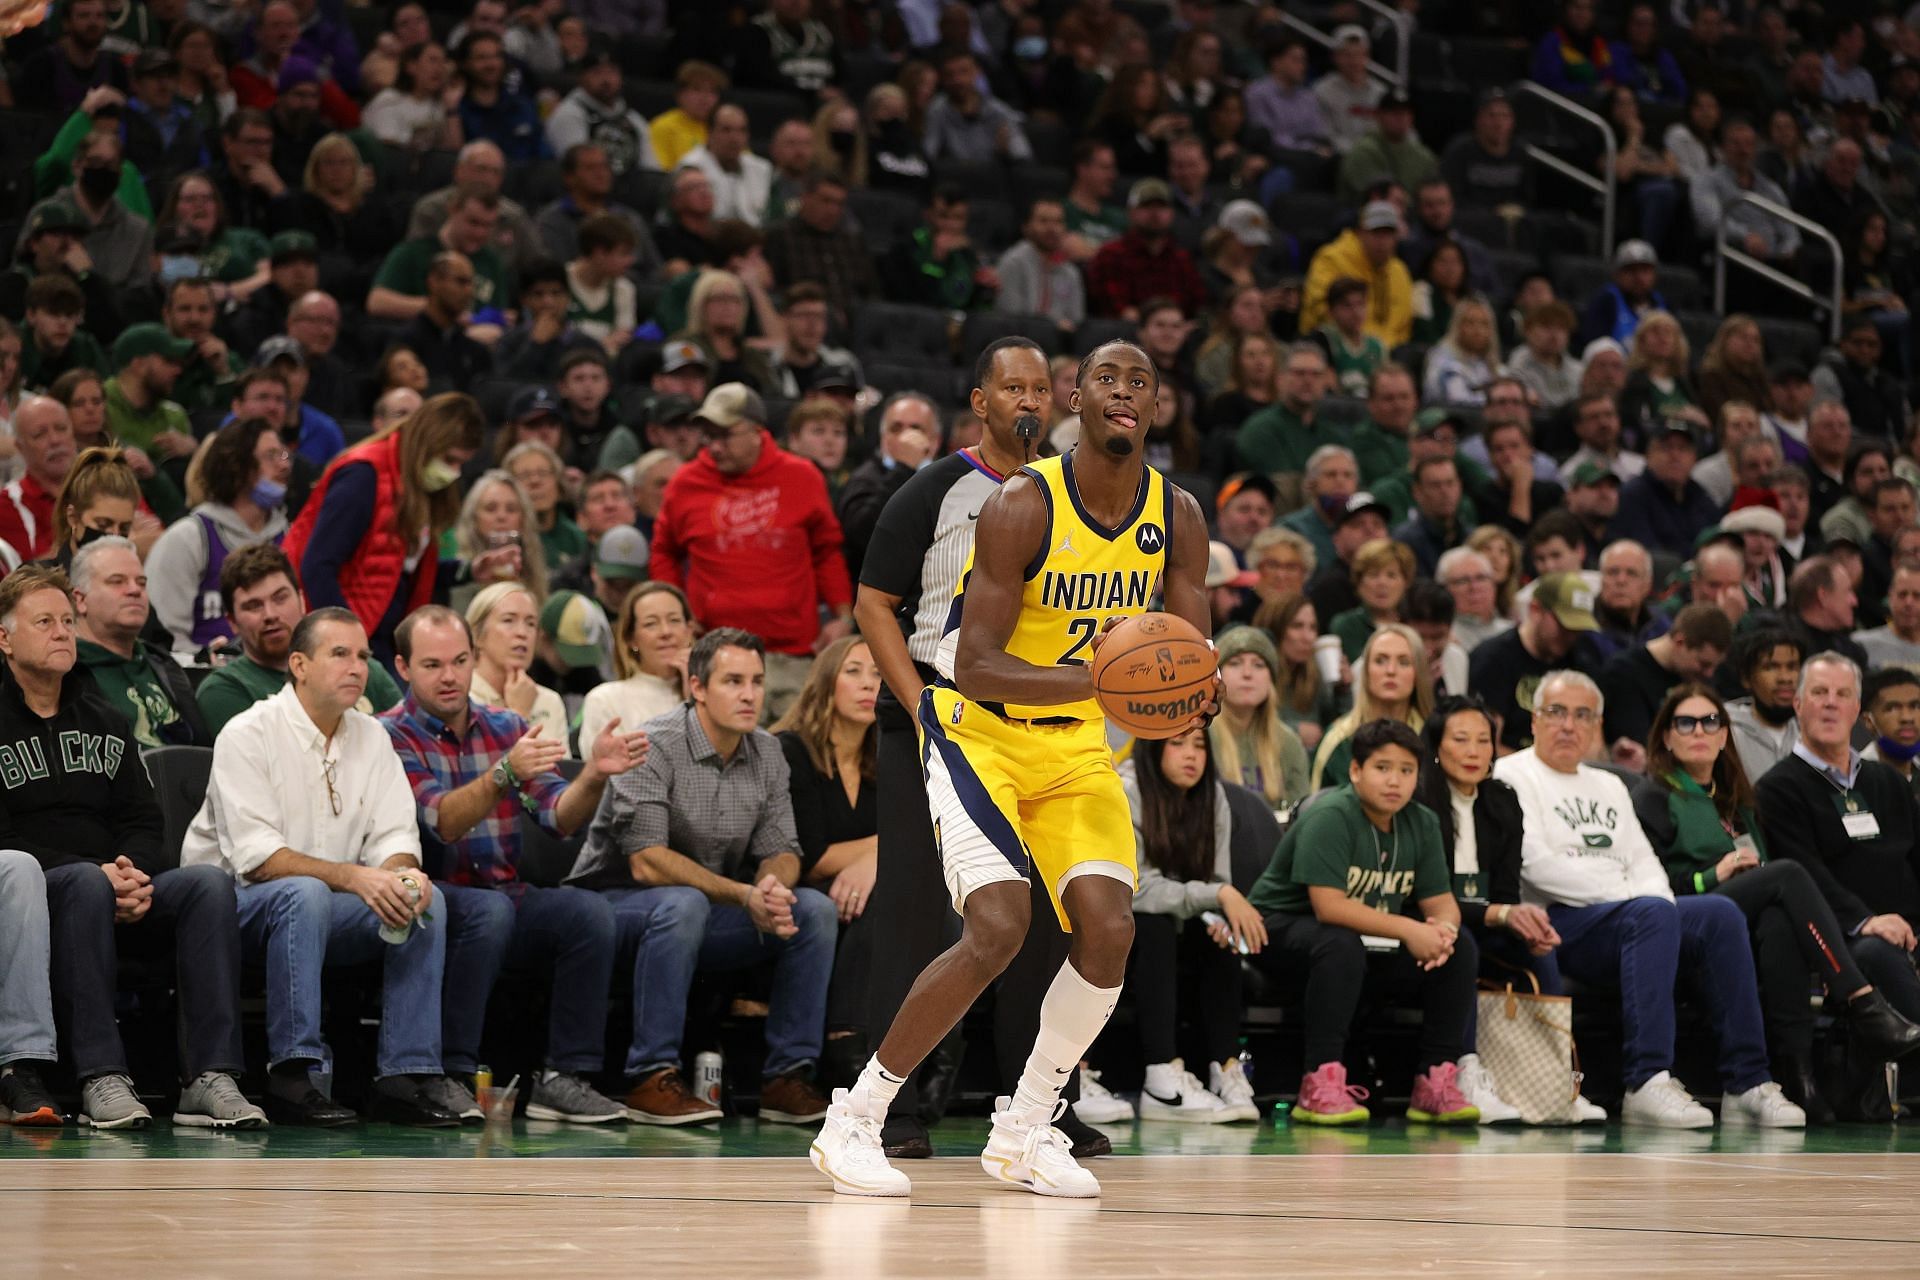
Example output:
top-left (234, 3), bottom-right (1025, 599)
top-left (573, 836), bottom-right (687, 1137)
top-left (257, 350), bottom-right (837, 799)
top-left (1089, 612), bottom-right (1219, 739)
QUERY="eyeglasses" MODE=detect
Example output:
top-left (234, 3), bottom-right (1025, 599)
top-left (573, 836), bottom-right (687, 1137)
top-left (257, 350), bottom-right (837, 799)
top-left (1536, 704), bottom-right (1598, 725)
top-left (1447, 572), bottom-right (1495, 587)
top-left (322, 757), bottom-right (342, 817)
top-left (1671, 712), bottom-right (1725, 735)
top-left (258, 447), bottom-right (291, 464)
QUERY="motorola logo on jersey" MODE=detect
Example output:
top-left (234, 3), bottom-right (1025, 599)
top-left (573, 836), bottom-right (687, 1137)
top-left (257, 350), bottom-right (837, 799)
top-left (1135, 523), bottom-right (1164, 553)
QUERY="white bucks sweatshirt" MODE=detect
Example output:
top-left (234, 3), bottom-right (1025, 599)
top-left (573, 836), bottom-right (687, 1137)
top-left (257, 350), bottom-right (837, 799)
top-left (1492, 748), bottom-right (1674, 908)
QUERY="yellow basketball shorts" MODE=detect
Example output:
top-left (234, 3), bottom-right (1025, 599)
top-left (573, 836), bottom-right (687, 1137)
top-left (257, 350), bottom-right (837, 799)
top-left (917, 685), bottom-right (1138, 930)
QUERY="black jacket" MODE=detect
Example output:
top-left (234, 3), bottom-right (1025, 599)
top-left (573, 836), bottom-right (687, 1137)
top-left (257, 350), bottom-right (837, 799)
top-left (1415, 767), bottom-right (1524, 931)
top-left (835, 454), bottom-right (914, 583)
top-left (0, 662), bottom-right (163, 872)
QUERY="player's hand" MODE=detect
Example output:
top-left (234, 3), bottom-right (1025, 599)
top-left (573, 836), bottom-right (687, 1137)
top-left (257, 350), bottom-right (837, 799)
top-left (1087, 616), bottom-right (1126, 655)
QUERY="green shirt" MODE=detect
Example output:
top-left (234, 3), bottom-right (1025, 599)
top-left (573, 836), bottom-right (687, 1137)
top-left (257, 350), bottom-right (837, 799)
top-left (103, 376), bottom-right (191, 453)
top-left (20, 328), bottom-right (108, 391)
top-left (1329, 606), bottom-right (1378, 662)
top-left (1248, 784), bottom-right (1450, 917)
top-left (1235, 403), bottom-right (1350, 482)
top-left (374, 237), bottom-right (512, 310)
top-left (1064, 200), bottom-right (1127, 249)
top-left (76, 638), bottom-right (184, 748)
top-left (1348, 419), bottom-right (1409, 487)
top-left (196, 652), bottom-right (402, 737)
top-left (200, 228), bottom-right (272, 285)
top-left (170, 347), bottom-right (244, 413)
top-left (1319, 327), bottom-right (1387, 398)
top-left (540, 514), bottom-right (589, 569)
top-left (1368, 457), bottom-right (1486, 526)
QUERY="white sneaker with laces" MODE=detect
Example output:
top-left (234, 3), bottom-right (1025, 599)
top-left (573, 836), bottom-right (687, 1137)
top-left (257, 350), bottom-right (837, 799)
top-left (1207, 1059), bottom-right (1260, 1122)
top-left (1572, 1094), bottom-right (1609, 1124)
top-left (1455, 1054), bottom-right (1521, 1125)
top-left (811, 1088), bottom-right (910, 1197)
top-left (1722, 1081), bottom-right (1806, 1128)
top-left (1138, 1060), bottom-right (1234, 1123)
top-left (1622, 1071), bottom-right (1713, 1129)
top-left (980, 1097), bottom-right (1101, 1197)
top-left (1073, 1069), bottom-right (1135, 1123)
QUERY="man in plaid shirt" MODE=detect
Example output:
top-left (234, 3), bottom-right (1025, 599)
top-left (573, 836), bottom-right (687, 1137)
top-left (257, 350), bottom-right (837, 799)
top-left (382, 605), bottom-right (651, 1124)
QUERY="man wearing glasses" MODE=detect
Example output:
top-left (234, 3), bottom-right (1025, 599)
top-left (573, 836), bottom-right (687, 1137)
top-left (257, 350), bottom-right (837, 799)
top-left (647, 383), bottom-right (852, 722)
top-left (1437, 547), bottom-right (1508, 654)
top-left (183, 607), bottom-right (470, 1128)
top-left (1495, 669), bottom-right (1795, 1129)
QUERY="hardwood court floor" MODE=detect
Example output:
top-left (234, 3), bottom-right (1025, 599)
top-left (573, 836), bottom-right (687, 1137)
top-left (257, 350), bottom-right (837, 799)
top-left (6, 1120), bottom-right (1920, 1278)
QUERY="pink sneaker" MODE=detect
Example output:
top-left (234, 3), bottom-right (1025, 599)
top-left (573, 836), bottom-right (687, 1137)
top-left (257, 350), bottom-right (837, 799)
top-left (1406, 1062), bottom-right (1480, 1124)
top-left (1293, 1061), bottom-right (1369, 1126)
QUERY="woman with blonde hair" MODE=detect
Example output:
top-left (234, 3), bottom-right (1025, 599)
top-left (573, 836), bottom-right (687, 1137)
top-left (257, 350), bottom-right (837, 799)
top-left (674, 269), bottom-right (776, 393)
top-left (863, 81), bottom-right (931, 199)
top-left (466, 581), bottom-right (570, 747)
top-left (1251, 591), bottom-right (1342, 752)
top-left (1310, 622), bottom-right (1432, 789)
top-left (1466, 524), bottom-right (1523, 617)
top-left (1422, 296), bottom-right (1505, 406)
top-left (47, 445), bottom-right (145, 569)
top-left (1695, 313), bottom-right (1770, 426)
top-left (812, 97), bottom-right (866, 187)
top-left (291, 131), bottom-right (401, 272)
top-left (1193, 285), bottom-right (1271, 401)
top-left (1619, 310), bottom-right (1708, 442)
top-left (452, 469), bottom-right (550, 612)
top-left (577, 581), bottom-right (693, 749)
top-left (1201, 331), bottom-right (1283, 431)
top-left (1209, 625), bottom-right (1311, 808)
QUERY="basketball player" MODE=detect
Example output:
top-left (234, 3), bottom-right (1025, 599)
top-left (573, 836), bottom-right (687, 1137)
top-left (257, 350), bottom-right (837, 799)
top-left (812, 341), bottom-right (1215, 1197)
top-left (858, 338), bottom-right (1110, 1160)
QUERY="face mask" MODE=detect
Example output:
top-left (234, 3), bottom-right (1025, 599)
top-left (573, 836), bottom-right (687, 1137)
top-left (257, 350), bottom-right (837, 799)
top-left (78, 164), bottom-right (117, 202)
top-left (75, 525), bottom-right (111, 548)
top-left (1317, 493), bottom-right (1347, 518)
top-left (250, 477), bottom-right (288, 509)
top-left (420, 458), bottom-right (461, 492)
top-left (1014, 35), bottom-right (1048, 61)
top-left (829, 129), bottom-right (856, 155)
top-left (1876, 734), bottom-right (1920, 764)
top-left (159, 254), bottom-right (201, 283)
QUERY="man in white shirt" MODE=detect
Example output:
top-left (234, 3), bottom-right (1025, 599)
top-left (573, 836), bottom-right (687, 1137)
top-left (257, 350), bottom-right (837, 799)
top-left (682, 105), bottom-right (774, 228)
top-left (1494, 669), bottom-right (1801, 1128)
top-left (182, 607), bottom-right (466, 1128)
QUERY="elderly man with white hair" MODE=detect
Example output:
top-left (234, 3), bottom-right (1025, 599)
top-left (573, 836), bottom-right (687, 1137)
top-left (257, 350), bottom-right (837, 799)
top-left (1494, 668), bottom-right (1802, 1129)
top-left (1276, 443), bottom-right (1360, 570)
top-left (406, 140), bottom-right (542, 274)
top-left (1591, 539), bottom-right (1661, 662)
top-left (1437, 546), bottom-right (1509, 653)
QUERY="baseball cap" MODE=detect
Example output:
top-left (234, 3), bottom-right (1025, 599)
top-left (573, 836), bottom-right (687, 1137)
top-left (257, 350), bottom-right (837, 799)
top-left (1476, 86), bottom-right (1509, 109)
top-left (113, 323), bottom-right (194, 367)
top-left (647, 392), bottom-right (698, 424)
top-left (1330, 23), bottom-right (1369, 45)
top-left (659, 338), bottom-right (711, 374)
top-left (1768, 358), bottom-right (1810, 383)
top-left (578, 44), bottom-right (619, 72)
top-left (1206, 541), bottom-right (1259, 589)
top-left (1337, 491), bottom-right (1391, 527)
top-left (1127, 178), bottom-right (1173, 209)
top-left (1216, 472), bottom-right (1278, 509)
top-left (1216, 199), bottom-right (1272, 247)
top-left (1613, 238), bottom-right (1659, 269)
top-left (253, 335), bottom-right (306, 369)
top-left (277, 55), bottom-right (320, 92)
top-left (812, 362), bottom-right (860, 394)
top-left (1567, 461), bottom-right (1621, 488)
top-left (132, 48), bottom-right (178, 77)
top-left (694, 382), bottom-right (767, 430)
top-left (1414, 406), bottom-right (1467, 439)
top-left (25, 201), bottom-right (87, 239)
top-left (594, 525), bottom-right (651, 581)
top-left (1359, 200), bottom-right (1399, 232)
top-left (269, 229), bottom-right (318, 263)
top-left (538, 590), bottom-right (613, 669)
top-left (1533, 572), bottom-right (1599, 632)
top-left (1646, 419), bottom-right (1700, 448)
top-left (509, 385), bottom-right (562, 423)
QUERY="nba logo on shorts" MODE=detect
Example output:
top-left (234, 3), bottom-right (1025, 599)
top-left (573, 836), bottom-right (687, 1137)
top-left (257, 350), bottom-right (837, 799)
top-left (951, 701), bottom-right (964, 726)
top-left (1136, 523), bottom-right (1164, 553)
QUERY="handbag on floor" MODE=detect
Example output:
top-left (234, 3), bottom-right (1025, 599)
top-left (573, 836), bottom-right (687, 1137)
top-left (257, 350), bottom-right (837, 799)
top-left (1475, 971), bottom-right (1582, 1125)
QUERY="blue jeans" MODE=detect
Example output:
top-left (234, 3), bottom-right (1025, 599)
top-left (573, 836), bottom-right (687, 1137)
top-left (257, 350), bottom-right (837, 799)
top-left (236, 875), bottom-right (446, 1079)
top-left (0, 851), bottom-right (55, 1067)
top-left (1548, 894), bottom-right (1770, 1093)
top-left (606, 884), bottom-right (835, 1079)
top-left (439, 883), bottom-right (617, 1074)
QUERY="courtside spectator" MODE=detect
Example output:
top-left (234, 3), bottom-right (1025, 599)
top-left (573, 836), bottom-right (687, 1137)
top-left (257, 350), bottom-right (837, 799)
top-left (70, 535), bottom-right (209, 747)
top-left (0, 395), bottom-right (77, 561)
top-left (577, 580), bottom-right (692, 750)
top-left (1469, 573), bottom-right (1599, 752)
top-left (464, 582), bottom-right (568, 746)
top-left (1209, 625), bottom-right (1310, 809)
top-left (1598, 603), bottom-right (1733, 751)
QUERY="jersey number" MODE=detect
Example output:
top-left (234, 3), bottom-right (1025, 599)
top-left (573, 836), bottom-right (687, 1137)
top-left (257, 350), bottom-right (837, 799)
top-left (1058, 617), bottom-right (1099, 665)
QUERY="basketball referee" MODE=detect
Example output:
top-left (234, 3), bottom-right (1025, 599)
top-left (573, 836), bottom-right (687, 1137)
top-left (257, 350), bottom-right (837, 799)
top-left (857, 336), bottom-right (1106, 1158)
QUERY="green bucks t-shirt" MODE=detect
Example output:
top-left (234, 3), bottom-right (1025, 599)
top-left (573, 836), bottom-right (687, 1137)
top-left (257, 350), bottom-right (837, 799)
top-left (1248, 784), bottom-right (1450, 917)
top-left (1318, 327), bottom-right (1386, 398)
top-left (76, 639), bottom-right (184, 748)
top-left (374, 237), bottom-right (512, 310)
top-left (196, 652), bottom-right (402, 736)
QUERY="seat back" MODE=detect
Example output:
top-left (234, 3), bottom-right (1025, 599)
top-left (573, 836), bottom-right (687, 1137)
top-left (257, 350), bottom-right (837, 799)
top-left (517, 758), bottom-right (588, 889)
top-left (142, 746), bottom-right (214, 874)
top-left (1223, 780), bottom-right (1282, 895)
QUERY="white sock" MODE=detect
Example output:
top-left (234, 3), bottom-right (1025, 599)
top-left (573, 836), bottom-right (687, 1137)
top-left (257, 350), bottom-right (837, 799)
top-left (851, 1055), bottom-right (908, 1118)
top-left (1011, 961), bottom-right (1122, 1118)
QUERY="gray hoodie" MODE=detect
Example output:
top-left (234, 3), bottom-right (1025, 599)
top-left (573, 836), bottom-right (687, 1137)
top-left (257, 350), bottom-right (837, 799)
top-left (1120, 761), bottom-right (1233, 920)
top-left (1727, 696), bottom-right (1800, 783)
top-left (145, 501), bottom-right (290, 653)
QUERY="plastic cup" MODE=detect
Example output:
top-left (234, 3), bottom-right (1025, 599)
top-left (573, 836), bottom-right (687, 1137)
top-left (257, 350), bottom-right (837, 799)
top-left (1313, 635), bottom-right (1344, 685)
top-left (478, 1085), bottom-right (519, 1125)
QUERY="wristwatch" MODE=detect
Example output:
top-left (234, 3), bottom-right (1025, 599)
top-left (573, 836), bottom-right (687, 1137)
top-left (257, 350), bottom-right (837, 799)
top-left (490, 757), bottom-right (518, 792)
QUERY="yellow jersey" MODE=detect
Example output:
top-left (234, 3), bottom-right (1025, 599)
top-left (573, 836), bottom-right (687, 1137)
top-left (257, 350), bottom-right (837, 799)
top-left (934, 452), bottom-right (1171, 722)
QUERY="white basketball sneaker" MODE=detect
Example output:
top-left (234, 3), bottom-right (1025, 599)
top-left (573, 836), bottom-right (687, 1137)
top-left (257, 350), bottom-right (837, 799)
top-left (1622, 1071), bottom-right (1713, 1129)
top-left (811, 1088), bottom-right (911, 1197)
top-left (1456, 1054), bottom-right (1522, 1125)
top-left (1208, 1058), bottom-right (1261, 1122)
top-left (1073, 1069), bottom-right (1136, 1124)
top-left (1138, 1059), bottom-right (1234, 1123)
top-left (1722, 1081), bottom-right (1806, 1128)
top-left (980, 1097), bottom-right (1102, 1197)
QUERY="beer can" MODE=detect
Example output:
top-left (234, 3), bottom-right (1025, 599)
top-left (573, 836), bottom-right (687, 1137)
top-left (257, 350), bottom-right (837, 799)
top-left (693, 1051), bottom-right (724, 1106)
top-left (379, 875), bottom-right (422, 945)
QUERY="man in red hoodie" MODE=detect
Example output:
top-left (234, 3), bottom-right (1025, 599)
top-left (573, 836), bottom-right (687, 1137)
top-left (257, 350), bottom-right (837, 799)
top-left (649, 383), bottom-right (852, 720)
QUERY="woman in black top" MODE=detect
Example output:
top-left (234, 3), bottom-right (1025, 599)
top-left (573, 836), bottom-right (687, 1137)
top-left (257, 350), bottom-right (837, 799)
top-left (774, 635), bottom-right (880, 1078)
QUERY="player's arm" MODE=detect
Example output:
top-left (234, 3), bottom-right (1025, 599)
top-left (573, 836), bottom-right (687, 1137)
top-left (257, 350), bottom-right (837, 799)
top-left (856, 583), bottom-right (925, 709)
top-left (953, 475), bottom-right (1094, 708)
top-left (1161, 488), bottom-right (1215, 638)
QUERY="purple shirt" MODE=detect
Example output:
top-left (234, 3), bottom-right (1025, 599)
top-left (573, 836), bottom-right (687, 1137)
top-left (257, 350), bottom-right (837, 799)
top-left (1245, 77), bottom-right (1330, 151)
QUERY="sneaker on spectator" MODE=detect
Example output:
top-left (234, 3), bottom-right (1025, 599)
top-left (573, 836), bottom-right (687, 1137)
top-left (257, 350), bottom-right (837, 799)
top-left (173, 1072), bottom-right (267, 1129)
top-left (1573, 1094), bottom-right (1609, 1124)
top-left (759, 1070), bottom-right (831, 1124)
top-left (423, 1075), bottom-right (484, 1125)
top-left (1455, 1054), bottom-right (1520, 1125)
top-left (811, 1087), bottom-right (911, 1197)
top-left (624, 1068), bottom-right (723, 1126)
top-left (1622, 1071), bottom-right (1713, 1129)
top-left (1073, 1069), bottom-right (1135, 1123)
top-left (1722, 1080), bottom-right (1806, 1128)
top-left (0, 1065), bottom-right (62, 1126)
top-left (1407, 1062), bottom-right (1480, 1124)
top-left (1292, 1061), bottom-right (1369, 1126)
top-left (80, 1074), bottom-right (152, 1130)
top-left (979, 1096), bottom-right (1101, 1197)
top-left (1209, 1058), bottom-right (1260, 1122)
top-left (527, 1070), bottom-right (625, 1124)
top-left (1139, 1059), bottom-right (1234, 1123)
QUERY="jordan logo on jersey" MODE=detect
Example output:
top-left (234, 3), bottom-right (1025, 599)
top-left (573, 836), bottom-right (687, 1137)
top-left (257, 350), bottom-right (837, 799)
top-left (1053, 532), bottom-right (1077, 558)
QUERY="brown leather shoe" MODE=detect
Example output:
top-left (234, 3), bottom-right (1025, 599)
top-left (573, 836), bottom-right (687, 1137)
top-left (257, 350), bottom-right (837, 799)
top-left (623, 1068), bottom-right (723, 1126)
top-left (758, 1071), bottom-right (830, 1124)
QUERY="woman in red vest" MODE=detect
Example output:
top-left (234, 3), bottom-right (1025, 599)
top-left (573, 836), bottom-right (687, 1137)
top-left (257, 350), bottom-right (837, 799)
top-left (282, 392), bottom-right (499, 667)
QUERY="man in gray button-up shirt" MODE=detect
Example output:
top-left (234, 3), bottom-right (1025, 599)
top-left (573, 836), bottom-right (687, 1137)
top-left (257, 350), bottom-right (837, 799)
top-left (569, 627), bottom-right (836, 1124)
top-left (1689, 119), bottom-right (1801, 262)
